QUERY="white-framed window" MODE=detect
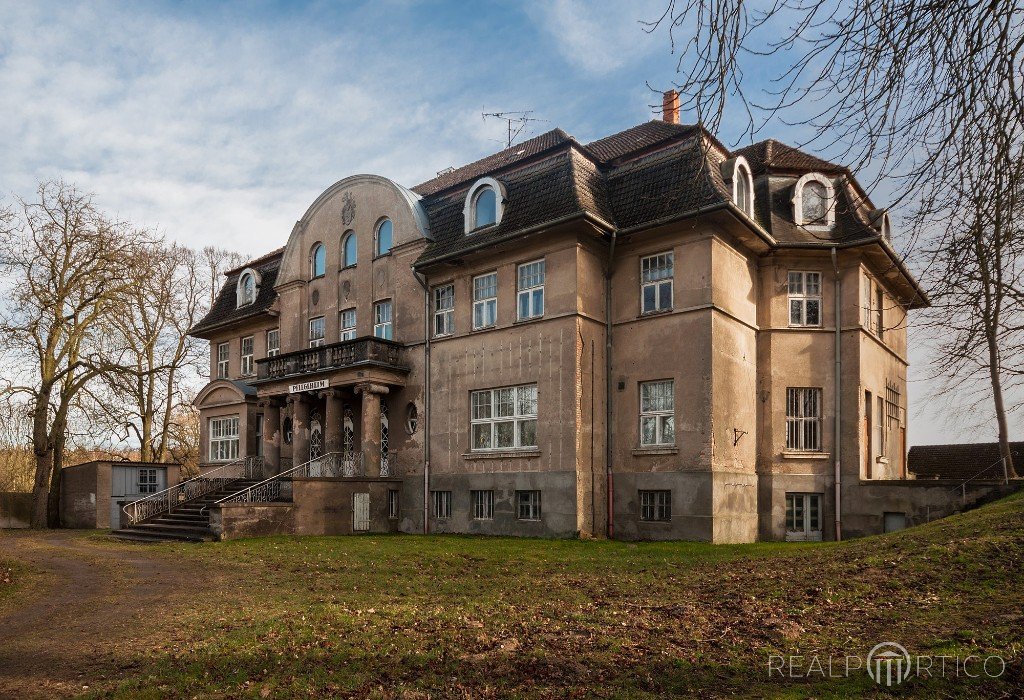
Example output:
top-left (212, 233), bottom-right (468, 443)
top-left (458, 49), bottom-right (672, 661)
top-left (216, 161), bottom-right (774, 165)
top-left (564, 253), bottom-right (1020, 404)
top-left (432, 490), bottom-right (452, 519)
top-left (374, 300), bottom-right (393, 340)
top-left (240, 336), bottom-right (254, 376)
top-left (310, 242), bottom-right (326, 279)
top-left (375, 218), bottom-right (393, 256)
top-left (788, 271), bottom-right (822, 327)
top-left (209, 415), bottom-right (239, 462)
top-left (340, 308), bottom-right (357, 341)
top-left (792, 173), bottom-right (835, 229)
top-left (517, 259), bottom-right (545, 320)
top-left (388, 489), bottom-right (400, 519)
top-left (266, 329), bottom-right (280, 357)
top-left (639, 380), bottom-right (674, 446)
top-left (472, 490), bottom-right (494, 520)
top-left (516, 490), bottom-right (541, 521)
top-left (641, 252), bottom-right (673, 314)
top-left (786, 387), bottom-right (822, 452)
top-left (137, 468), bottom-right (158, 494)
top-left (216, 342), bottom-right (229, 379)
top-left (342, 231), bottom-right (357, 268)
top-left (463, 177), bottom-right (506, 233)
top-left (236, 269), bottom-right (259, 308)
top-left (877, 394), bottom-right (887, 456)
top-left (639, 490), bottom-right (671, 521)
top-left (472, 272), bottom-right (497, 330)
top-left (875, 286), bottom-right (885, 339)
top-left (862, 275), bottom-right (873, 329)
top-left (309, 316), bottom-right (326, 348)
top-left (721, 156), bottom-right (755, 217)
top-left (433, 284), bottom-right (454, 337)
top-left (785, 493), bottom-right (822, 541)
top-left (471, 384), bottom-right (538, 451)
top-left (473, 187), bottom-right (497, 229)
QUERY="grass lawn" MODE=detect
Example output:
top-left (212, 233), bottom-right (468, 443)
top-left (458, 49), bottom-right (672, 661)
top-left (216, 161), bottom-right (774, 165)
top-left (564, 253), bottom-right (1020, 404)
top-left (2, 492), bottom-right (1023, 698)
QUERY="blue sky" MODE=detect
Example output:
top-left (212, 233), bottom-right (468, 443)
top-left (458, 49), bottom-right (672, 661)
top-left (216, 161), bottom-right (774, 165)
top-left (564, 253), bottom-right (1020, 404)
top-left (0, 0), bottom-right (1016, 445)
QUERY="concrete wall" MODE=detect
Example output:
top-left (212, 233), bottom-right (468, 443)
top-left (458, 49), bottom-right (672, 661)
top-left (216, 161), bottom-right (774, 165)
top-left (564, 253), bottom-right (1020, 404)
top-left (61, 461), bottom-right (101, 528)
top-left (212, 502), bottom-right (296, 540)
top-left (291, 478), bottom-right (401, 536)
top-left (0, 492), bottom-right (32, 529)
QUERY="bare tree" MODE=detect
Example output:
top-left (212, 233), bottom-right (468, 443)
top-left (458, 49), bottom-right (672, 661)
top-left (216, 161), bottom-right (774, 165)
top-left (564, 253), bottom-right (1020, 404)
top-left (201, 245), bottom-right (246, 308)
top-left (0, 397), bottom-right (34, 493)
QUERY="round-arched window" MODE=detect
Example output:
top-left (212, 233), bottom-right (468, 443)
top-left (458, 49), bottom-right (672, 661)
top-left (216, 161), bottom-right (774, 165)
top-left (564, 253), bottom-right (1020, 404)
top-left (474, 187), bottom-right (497, 229)
top-left (802, 181), bottom-right (828, 225)
top-left (376, 219), bottom-right (393, 256)
top-left (237, 271), bottom-right (257, 307)
top-left (405, 402), bottom-right (419, 435)
top-left (311, 243), bottom-right (326, 278)
top-left (342, 231), bottom-right (357, 268)
top-left (735, 164), bottom-right (753, 216)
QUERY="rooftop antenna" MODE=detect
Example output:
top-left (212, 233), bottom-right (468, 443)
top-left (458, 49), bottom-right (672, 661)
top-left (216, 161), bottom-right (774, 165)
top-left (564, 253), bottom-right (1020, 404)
top-left (481, 109), bottom-right (547, 149)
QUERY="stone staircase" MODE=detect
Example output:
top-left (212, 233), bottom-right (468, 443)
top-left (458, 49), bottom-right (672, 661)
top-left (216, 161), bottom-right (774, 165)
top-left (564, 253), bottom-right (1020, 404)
top-left (111, 479), bottom-right (263, 543)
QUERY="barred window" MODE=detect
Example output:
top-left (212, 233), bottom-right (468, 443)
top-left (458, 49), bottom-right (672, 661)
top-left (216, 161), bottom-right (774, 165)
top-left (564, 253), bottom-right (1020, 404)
top-left (641, 252), bottom-right (673, 314)
top-left (517, 260), bottom-right (545, 320)
top-left (309, 316), bottom-right (326, 348)
top-left (472, 490), bottom-right (494, 520)
top-left (137, 468), bottom-right (159, 494)
top-left (516, 490), bottom-right (541, 520)
top-left (240, 336), bottom-right (254, 376)
top-left (209, 416), bottom-right (239, 462)
top-left (266, 329), bottom-right (280, 357)
top-left (432, 490), bottom-right (452, 519)
top-left (786, 388), bottom-right (822, 452)
top-left (340, 308), bottom-right (356, 341)
top-left (374, 301), bottom-right (393, 340)
top-left (640, 380), bottom-right (674, 446)
top-left (216, 342), bottom-right (229, 379)
top-left (472, 273), bottom-right (497, 329)
top-left (433, 284), bottom-right (454, 337)
top-left (387, 489), bottom-right (400, 519)
top-left (639, 490), bottom-right (671, 521)
top-left (471, 384), bottom-right (537, 451)
top-left (788, 271), bottom-right (821, 327)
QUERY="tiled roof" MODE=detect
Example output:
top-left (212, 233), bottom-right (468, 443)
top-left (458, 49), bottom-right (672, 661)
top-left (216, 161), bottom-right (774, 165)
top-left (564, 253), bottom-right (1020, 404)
top-left (734, 139), bottom-right (843, 176)
top-left (584, 121), bottom-right (696, 162)
top-left (190, 251), bottom-right (282, 336)
top-left (908, 442), bottom-right (1024, 481)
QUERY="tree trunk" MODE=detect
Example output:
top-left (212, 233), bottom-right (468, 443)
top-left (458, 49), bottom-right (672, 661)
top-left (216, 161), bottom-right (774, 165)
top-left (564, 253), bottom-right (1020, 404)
top-left (987, 347), bottom-right (1018, 479)
top-left (46, 430), bottom-right (67, 528)
top-left (30, 450), bottom-right (53, 528)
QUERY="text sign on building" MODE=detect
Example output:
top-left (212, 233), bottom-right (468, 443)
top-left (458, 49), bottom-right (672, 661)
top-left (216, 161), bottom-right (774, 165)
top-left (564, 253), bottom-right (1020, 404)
top-left (289, 379), bottom-right (329, 394)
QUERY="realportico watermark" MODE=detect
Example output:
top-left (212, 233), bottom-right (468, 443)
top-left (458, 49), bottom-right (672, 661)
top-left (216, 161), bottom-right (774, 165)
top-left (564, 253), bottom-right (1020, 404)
top-left (768, 641), bottom-right (1006, 687)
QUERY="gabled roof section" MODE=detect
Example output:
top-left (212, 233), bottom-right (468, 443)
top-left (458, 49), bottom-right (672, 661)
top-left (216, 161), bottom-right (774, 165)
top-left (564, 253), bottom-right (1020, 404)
top-left (190, 249), bottom-right (283, 338)
top-left (584, 120), bottom-right (696, 163)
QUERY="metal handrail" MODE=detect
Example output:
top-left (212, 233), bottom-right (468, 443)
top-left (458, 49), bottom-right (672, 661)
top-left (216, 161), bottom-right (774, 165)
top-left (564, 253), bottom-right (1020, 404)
top-left (121, 455), bottom-right (266, 526)
top-left (949, 455), bottom-right (1010, 502)
top-left (211, 451), bottom-right (346, 508)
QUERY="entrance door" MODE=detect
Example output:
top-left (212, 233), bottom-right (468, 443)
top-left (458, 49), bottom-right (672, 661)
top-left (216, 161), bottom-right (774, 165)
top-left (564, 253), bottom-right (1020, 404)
top-left (353, 492), bottom-right (370, 532)
top-left (785, 493), bottom-right (823, 541)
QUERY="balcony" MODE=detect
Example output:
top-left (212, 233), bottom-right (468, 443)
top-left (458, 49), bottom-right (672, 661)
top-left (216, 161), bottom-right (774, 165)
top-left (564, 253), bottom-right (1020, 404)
top-left (255, 336), bottom-right (406, 381)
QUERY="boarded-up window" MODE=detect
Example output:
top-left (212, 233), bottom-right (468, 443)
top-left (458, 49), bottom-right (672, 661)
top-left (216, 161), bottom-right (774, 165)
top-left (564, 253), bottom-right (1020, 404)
top-left (353, 493), bottom-right (370, 532)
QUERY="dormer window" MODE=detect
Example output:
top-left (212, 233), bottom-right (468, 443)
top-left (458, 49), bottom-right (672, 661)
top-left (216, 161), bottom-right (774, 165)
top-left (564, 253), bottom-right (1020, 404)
top-left (792, 173), bottom-right (836, 229)
top-left (719, 156), bottom-right (755, 217)
top-left (342, 231), bottom-right (357, 268)
top-left (235, 268), bottom-right (260, 308)
top-left (869, 208), bottom-right (891, 241)
top-left (463, 177), bottom-right (506, 234)
top-left (310, 243), bottom-right (326, 279)
top-left (375, 219), bottom-right (393, 256)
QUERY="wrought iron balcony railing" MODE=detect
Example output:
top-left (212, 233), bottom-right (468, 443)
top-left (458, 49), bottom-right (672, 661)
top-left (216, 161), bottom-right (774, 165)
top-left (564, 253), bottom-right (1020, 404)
top-left (255, 336), bottom-right (405, 381)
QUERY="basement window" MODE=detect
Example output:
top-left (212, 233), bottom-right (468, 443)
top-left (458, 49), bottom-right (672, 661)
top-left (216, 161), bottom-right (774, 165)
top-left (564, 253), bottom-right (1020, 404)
top-left (639, 490), bottom-right (671, 521)
top-left (432, 490), bottom-right (452, 519)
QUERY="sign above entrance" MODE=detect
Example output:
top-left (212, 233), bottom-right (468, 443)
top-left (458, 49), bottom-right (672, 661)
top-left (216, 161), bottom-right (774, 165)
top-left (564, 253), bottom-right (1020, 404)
top-left (289, 379), bottom-right (329, 394)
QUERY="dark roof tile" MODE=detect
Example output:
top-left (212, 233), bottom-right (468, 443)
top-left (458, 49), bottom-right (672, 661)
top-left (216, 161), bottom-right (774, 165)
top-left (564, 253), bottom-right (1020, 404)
top-left (191, 252), bottom-right (282, 336)
top-left (584, 121), bottom-right (696, 162)
top-left (908, 442), bottom-right (1023, 481)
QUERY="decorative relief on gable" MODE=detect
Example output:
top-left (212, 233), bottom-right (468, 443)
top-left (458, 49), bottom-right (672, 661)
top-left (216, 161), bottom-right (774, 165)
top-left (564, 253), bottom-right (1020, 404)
top-left (340, 191), bottom-right (356, 227)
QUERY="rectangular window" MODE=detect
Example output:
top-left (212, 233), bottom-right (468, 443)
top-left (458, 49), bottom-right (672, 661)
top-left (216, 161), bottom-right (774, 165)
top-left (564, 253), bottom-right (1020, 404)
top-left (432, 490), bottom-right (452, 519)
top-left (472, 273), bottom-right (498, 329)
top-left (641, 252), bottom-right (673, 314)
top-left (639, 380), bottom-right (674, 446)
top-left (786, 388), bottom-right (822, 452)
top-left (240, 336), bottom-right (254, 376)
top-left (433, 284), bottom-right (454, 336)
top-left (266, 329), bottom-right (280, 357)
top-left (471, 490), bottom-right (494, 520)
top-left (516, 490), bottom-right (541, 521)
top-left (216, 342), bottom-right (229, 379)
top-left (340, 308), bottom-right (357, 341)
top-left (387, 489), bottom-right (400, 519)
top-left (639, 490), bottom-right (671, 521)
top-left (875, 286), bottom-right (885, 338)
top-left (470, 384), bottom-right (538, 451)
top-left (877, 395), bottom-right (887, 455)
top-left (374, 300), bottom-right (393, 340)
top-left (309, 316), bottom-right (326, 348)
top-left (255, 413), bottom-right (264, 458)
top-left (137, 468), bottom-right (158, 494)
top-left (862, 276), bottom-right (873, 329)
top-left (788, 271), bottom-right (822, 327)
top-left (785, 493), bottom-right (822, 541)
top-left (209, 416), bottom-right (240, 462)
top-left (517, 259), bottom-right (545, 320)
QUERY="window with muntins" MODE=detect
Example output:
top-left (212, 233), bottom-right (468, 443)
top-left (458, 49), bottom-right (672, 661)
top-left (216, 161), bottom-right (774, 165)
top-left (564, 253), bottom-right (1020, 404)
top-left (433, 284), bottom-right (454, 336)
top-left (785, 493), bottom-right (822, 541)
top-left (238, 272), bottom-right (256, 306)
top-left (516, 490), bottom-right (541, 520)
top-left (786, 388), bottom-right (822, 451)
top-left (641, 252), bottom-right (673, 314)
top-left (432, 490), bottom-right (452, 519)
top-left (388, 489), bottom-right (400, 519)
top-left (137, 468), bottom-right (158, 494)
top-left (209, 416), bottom-right (239, 461)
top-left (788, 271), bottom-right (822, 326)
top-left (311, 243), bottom-right (326, 278)
top-left (342, 231), bottom-right (357, 268)
top-left (216, 343), bottom-right (229, 379)
top-left (374, 300), bottom-right (393, 340)
top-left (639, 490), bottom-right (671, 521)
top-left (309, 316), bottom-right (326, 348)
top-left (517, 260), bottom-right (545, 320)
top-left (640, 380), bottom-right (674, 446)
top-left (376, 219), bottom-right (393, 256)
top-left (340, 308), bottom-right (356, 341)
top-left (801, 181), bottom-right (829, 226)
top-left (472, 273), bottom-right (497, 329)
top-left (472, 490), bottom-right (494, 520)
top-left (266, 329), bottom-right (280, 357)
top-left (471, 384), bottom-right (538, 451)
top-left (240, 336), bottom-right (254, 376)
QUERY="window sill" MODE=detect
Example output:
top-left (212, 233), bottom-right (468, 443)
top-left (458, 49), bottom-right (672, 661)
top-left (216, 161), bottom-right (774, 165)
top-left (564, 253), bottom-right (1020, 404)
top-left (875, 456), bottom-right (890, 464)
top-left (639, 308), bottom-right (673, 318)
top-left (782, 451), bottom-right (830, 460)
top-left (633, 446), bottom-right (678, 456)
top-left (787, 324), bottom-right (823, 329)
top-left (470, 325), bottom-right (497, 333)
top-left (463, 450), bottom-right (541, 460)
top-left (340, 264), bottom-right (356, 271)
top-left (514, 316), bottom-right (544, 324)
top-left (372, 252), bottom-right (392, 261)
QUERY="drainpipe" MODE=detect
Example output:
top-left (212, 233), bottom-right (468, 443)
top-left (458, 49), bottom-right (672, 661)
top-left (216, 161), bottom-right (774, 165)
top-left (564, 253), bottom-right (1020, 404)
top-left (831, 247), bottom-right (842, 541)
top-left (604, 229), bottom-right (619, 538)
top-left (414, 270), bottom-right (431, 534)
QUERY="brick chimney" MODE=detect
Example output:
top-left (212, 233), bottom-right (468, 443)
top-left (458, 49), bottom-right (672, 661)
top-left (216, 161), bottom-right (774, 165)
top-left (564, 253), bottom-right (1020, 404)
top-left (662, 89), bottom-right (680, 124)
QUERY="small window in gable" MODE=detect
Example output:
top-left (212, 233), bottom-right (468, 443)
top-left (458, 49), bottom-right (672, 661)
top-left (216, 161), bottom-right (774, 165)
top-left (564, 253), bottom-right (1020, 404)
top-left (311, 243), bottom-right (326, 279)
top-left (792, 173), bottom-right (836, 229)
top-left (869, 208), bottom-right (891, 241)
top-left (342, 231), bottom-right (357, 267)
top-left (720, 156), bottom-right (755, 217)
top-left (463, 177), bottom-right (506, 234)
top-left (236, 268), bottom-right (260, 308)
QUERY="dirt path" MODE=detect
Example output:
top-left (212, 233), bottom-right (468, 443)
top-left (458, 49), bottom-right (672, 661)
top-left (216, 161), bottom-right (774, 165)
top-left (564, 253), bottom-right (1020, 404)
top-left (0, 531), bottom-right (207, 699)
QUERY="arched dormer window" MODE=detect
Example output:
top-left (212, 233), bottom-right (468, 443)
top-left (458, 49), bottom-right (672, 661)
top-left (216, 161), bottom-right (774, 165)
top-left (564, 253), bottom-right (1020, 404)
top-left (310, 242), bottom-right (326, 279)
top-left (792, 173), bottom-right (836, 229)
top-left (375, 218), bottom-right (393, 256)
top-left (869, 208), bottom-right (891, 241)
top-left (342, 230), bottom-right (357, 268)
top-left (463, 177), bottom-right (507, 234)
top-left (236, 268), bottom-right (261, 308)
top-left (719, 156), bottom-right (755, 217)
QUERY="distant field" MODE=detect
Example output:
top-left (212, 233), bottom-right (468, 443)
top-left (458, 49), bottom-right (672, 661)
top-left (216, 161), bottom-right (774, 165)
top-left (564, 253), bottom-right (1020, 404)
top-left (1, 493), bottom-right (1022, 698)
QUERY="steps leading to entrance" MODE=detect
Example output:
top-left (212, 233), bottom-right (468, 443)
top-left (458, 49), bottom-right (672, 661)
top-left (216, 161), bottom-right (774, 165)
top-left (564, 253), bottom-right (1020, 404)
top-left (111, 479), bottom-right (265, 543)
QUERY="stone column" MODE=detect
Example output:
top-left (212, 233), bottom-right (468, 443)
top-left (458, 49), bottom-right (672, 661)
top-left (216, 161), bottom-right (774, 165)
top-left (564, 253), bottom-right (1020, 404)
top-left (288, 395), bottom-right (311, 467)
top-left (258, 399), bottom-right (281, 475)
top-left (356, 383), bottom-right (389, 477)
top-left (320, 389), bottom-right (342, 454)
